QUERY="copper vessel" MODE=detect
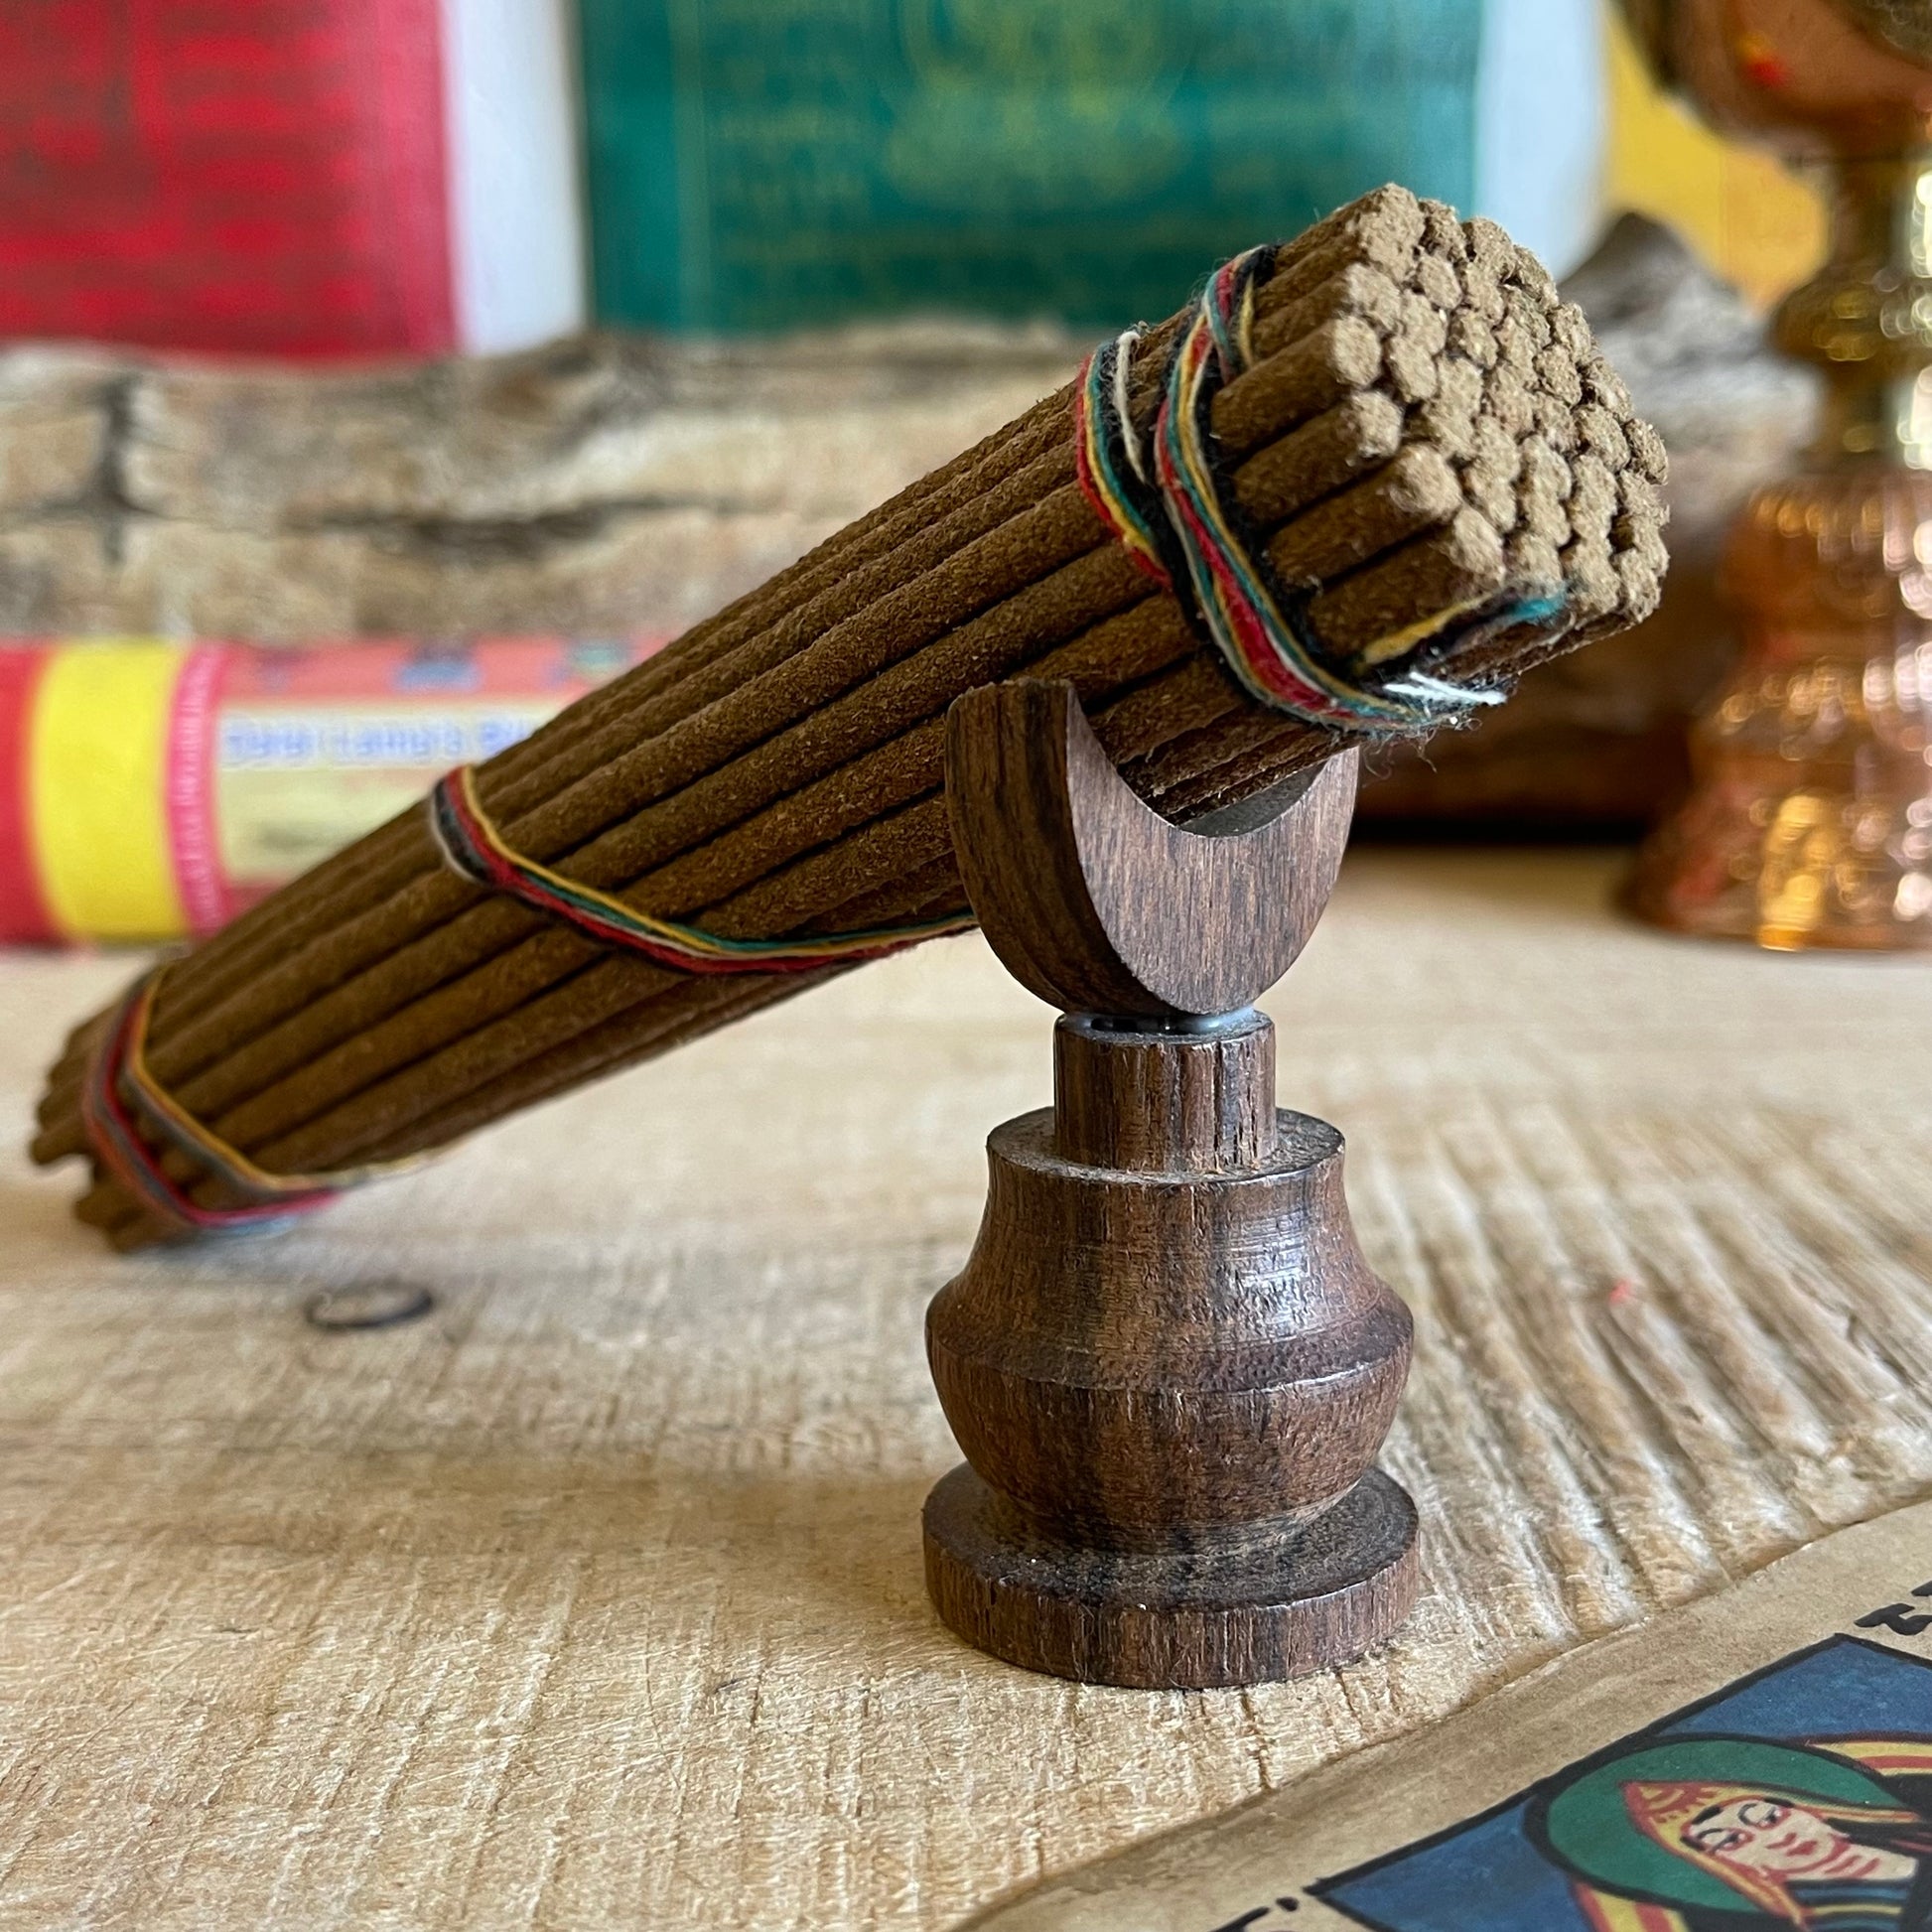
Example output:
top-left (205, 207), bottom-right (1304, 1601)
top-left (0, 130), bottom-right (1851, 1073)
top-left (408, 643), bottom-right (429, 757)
top-left (1624, 0), bottom-right (1932, 948)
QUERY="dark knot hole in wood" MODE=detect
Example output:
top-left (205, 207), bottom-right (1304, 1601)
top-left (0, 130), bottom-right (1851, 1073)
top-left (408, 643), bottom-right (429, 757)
top-left (921, 680), bottom-right (1419, 1690)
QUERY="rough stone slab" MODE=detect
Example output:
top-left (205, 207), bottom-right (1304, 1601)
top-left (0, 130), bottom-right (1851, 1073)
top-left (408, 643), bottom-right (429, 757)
top-left (0, 322), bottom-right (1078, 638)
top-left (117, 507), bottom-right (838, 636)
top-left (0, 347), bottom-right (120, 514)
top-left (122, 327), bottom-right (1083, 526)
top-left (0, 518), bottom-right (118, 633)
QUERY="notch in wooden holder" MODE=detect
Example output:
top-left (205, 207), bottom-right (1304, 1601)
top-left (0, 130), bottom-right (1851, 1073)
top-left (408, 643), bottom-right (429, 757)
top-left (924, 679), bottom-right (1419, 1689)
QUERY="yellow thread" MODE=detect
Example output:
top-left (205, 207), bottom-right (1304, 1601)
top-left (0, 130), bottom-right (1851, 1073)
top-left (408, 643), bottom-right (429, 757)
top-left (1352, 592), bottom-right (1509, 670)
top-left (117, 970), bottom-right (438, 1198)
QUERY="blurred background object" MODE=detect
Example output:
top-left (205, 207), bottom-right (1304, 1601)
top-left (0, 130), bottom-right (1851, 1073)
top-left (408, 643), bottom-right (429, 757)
top-left (0, 0), bottom-right (1908, 933)
top-left (0, 329), bottom-right (1081, 639)
top-left (0, 0), bottom-right (585, 356)
top-left (1620, 0), bottom-right (1932, 949)
top-left (1604, 0), bottom-right (1826, 304)
top-left (576, 0), bottom-right (1599, 333)
top-left (0, 1), bottom-right (1600, 355)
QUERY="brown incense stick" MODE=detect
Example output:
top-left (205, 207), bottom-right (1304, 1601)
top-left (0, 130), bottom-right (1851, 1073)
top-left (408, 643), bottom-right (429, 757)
top-left (34, 187), bottom-right (1668, 1246)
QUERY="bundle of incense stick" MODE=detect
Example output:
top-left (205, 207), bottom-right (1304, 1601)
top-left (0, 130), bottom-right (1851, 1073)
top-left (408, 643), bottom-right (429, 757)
top-left (33, 187), bottom-right (1667, 1250)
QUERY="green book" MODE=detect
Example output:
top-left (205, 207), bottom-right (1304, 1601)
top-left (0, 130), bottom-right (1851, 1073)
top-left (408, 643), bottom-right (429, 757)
top-left (579, 0), bottom-right (1484, 335)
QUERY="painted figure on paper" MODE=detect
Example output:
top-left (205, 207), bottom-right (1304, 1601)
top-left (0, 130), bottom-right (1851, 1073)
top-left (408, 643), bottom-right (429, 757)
top-left (1530, 1735), bottom-right (1932, 1931)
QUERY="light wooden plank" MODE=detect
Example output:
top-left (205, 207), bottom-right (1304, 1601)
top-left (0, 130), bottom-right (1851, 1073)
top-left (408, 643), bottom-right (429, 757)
top-left (2, 851), bottom-right (1928, 1929)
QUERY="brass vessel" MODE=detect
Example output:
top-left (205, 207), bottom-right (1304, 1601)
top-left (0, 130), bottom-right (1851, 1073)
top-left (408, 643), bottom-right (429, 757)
top-left (1625, 0), bottom-right (1932, 948)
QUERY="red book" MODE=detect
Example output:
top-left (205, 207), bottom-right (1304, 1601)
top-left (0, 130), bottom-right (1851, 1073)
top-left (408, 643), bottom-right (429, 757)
top-left (0, 0), bottom-right (454, 357)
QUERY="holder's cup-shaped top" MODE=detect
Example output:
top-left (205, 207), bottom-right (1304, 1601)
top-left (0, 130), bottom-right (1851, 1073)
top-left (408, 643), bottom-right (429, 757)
top-left (944, 680), bottom-right (1357, 1020)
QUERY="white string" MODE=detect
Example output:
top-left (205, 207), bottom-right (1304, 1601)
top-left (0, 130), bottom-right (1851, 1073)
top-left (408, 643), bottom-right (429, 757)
top-left (1384, 671), bottom-right (1506, 708)
top-left (1110, 329), bottom-right (1149, 485)
top-left (1101, 310), bottom-right (1513, 723)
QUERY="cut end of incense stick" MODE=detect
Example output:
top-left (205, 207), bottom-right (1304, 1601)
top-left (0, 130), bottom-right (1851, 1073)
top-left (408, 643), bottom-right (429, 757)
top-left (33, 184), bottom-right (1667, 1248)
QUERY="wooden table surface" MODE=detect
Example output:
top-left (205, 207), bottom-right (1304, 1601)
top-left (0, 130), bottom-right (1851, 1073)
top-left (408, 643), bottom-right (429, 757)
top-left (4, 850), bottom-right (1930, 1931)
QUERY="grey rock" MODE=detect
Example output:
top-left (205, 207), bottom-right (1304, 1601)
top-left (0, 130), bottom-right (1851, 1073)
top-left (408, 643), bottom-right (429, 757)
top-left (0, 520), bottom-right (118, 633)
top-left (116, 508), bottom-right (843, 637)
top-left (121, 326), bottom-right (1080, 527)
top-left (0, 347), bottom-right (122, 516)
top-left (0, 321), bottom-right (1082, 639)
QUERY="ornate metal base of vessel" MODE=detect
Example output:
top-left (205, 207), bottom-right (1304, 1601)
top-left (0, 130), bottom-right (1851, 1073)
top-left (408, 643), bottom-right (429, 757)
top-left (1621, 3), bottom-right (1932, 949)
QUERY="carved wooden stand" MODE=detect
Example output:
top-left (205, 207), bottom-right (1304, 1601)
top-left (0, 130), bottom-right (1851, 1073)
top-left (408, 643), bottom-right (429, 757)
top-left (923, 680), bottom-right (1419, 1689)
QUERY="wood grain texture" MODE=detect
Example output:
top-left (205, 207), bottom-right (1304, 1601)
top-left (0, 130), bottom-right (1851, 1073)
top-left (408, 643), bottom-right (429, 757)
top-left (3, 850), bottom-right (1932, 1928)
top-left (922, 1071), bottom-right (1417, 1689)
top-left (923, 1465), bottom-right (1419, 1693)
top-left (929, 694), bottom-right (1410, 1686)
top-left (944, 680), bottom-right (1357, 1018)
top-left (1051, 1012), bottom-right (1275, 1171)
top-left (926, 1088), bottom-right (1409, 1544)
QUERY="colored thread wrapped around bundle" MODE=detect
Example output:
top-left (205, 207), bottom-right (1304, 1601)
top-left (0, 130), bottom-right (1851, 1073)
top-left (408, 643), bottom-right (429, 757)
top-left (429, 764), bottom-right (975, 975)
top-left (32, 186), bottom-right (1670, 1249)
top-left (80, 775), bottom-right (980, 1236)
top-left (81, 973), bottom-right (435, 1231)
top-left (1075, 245), bottom-right (1532, 730)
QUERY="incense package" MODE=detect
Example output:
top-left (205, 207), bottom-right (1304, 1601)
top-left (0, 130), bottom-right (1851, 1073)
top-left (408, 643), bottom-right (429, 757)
top-left (32, 187), bottom-right (1668, 1249)
top-left (0, 635), bottom-right (666, 944)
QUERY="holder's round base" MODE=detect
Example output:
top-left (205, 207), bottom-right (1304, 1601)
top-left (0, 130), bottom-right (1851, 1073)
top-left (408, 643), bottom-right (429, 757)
top-left (922, 1465), bottom-right (1419, 1689)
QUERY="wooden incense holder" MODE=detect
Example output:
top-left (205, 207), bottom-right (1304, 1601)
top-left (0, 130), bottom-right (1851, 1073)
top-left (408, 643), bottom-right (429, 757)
top-left (922, 680), bottom-right (1419, 1689)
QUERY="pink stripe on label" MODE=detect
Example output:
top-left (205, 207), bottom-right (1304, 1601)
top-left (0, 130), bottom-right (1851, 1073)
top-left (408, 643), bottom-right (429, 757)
top-left (166, 644), bottom-right (233, 936)
top-left (0, 645), bottom-right (56, 943)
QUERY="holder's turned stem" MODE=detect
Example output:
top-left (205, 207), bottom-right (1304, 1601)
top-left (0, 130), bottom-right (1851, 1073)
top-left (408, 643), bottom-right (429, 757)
top-left (922, 680), bottom-right (1418, 1689)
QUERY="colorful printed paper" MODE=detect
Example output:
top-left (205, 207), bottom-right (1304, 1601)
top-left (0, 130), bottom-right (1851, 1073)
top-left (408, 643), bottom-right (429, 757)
top-left (969, 1503), bottom-right (1932, 1932)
